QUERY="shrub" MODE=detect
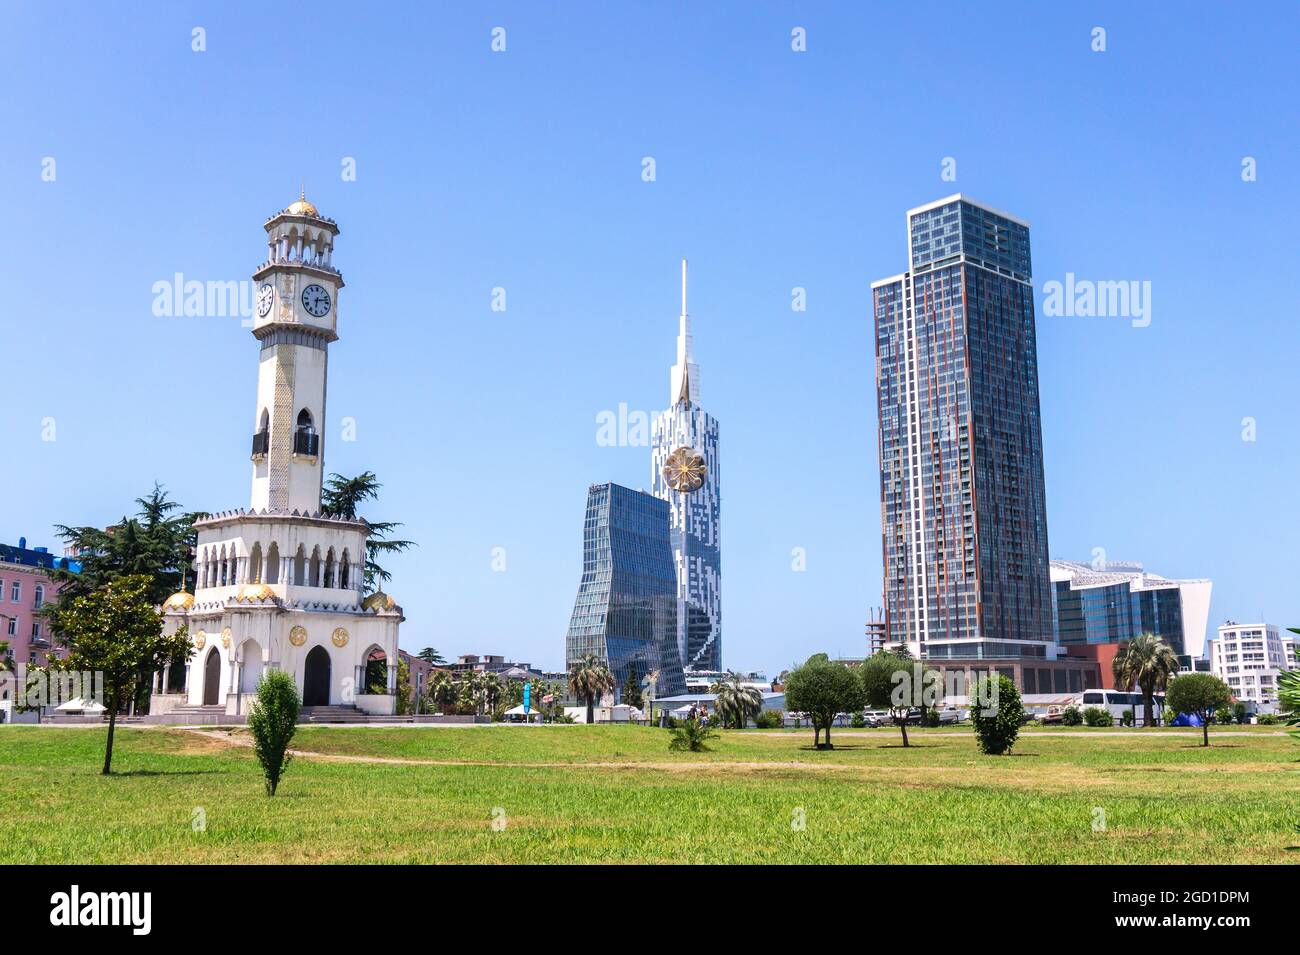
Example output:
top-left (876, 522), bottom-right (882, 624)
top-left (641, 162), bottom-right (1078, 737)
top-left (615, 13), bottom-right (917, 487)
top-left (1120, 709), bottom-right (1135, 727)
top-left (970, 674), bottom-right (1023, 755)
top-left (1060, 705), bottom-right (1083, 726)
top-left (1258, 713), bottom-right (1280, 726)
top-left (247, 669), bottom-right (300, 796)
top-left (1162, 706), bottom-right (1176, 725)
top-left (668, 718), bottom-right (718, 753)
top-left (849, 711), bottom-right (866, 728)
top-left (923, 708), bottom-right (941, 728)
top-left (753, 709), bottom-right (783, 729)
top-left (1083, 706), bottom-right (1113, 727)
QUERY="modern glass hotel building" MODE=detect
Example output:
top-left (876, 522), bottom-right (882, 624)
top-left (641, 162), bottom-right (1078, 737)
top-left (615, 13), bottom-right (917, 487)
top-left (872, 196), bottom-right (1053, 660)
top-left (1050, 559), bottom-right (1212, 658)
top-left (564, 483), bottom-right (687, 700)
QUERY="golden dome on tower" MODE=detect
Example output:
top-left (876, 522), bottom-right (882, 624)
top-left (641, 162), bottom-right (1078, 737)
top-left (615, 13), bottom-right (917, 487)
top-left (286, 187), bottom-right (320, 217)
top-left (362, 591), bottom-right (397, 612)
top-left (235, 583), bottom-right (276, 603)
top-left (162, 591), bottom-right (195, 612)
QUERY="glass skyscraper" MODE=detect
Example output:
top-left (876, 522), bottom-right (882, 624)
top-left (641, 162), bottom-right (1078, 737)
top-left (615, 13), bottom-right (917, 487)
top-left (872, 195), bottom-right (1053, 659)
top-left (564, 483), bottom-right (687, 700)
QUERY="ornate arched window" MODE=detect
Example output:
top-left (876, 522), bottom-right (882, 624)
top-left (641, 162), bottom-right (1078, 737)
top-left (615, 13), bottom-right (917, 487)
top-left (248, 543), bottom-right (263, 584)
top-left (324, 548), bottom-right (335, 589)
top-left (294, 409), bottom-right (318, 455)
top-left (339, 550), bottom-right (351, 590)
top-left (308, 546), bottom-right (322, 587)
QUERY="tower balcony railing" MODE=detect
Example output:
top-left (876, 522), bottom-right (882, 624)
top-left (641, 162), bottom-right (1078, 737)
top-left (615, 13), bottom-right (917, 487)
top-left (293, 431), bottom-right (319, 457)
top-left (250, 430), bottom-right (270, 457)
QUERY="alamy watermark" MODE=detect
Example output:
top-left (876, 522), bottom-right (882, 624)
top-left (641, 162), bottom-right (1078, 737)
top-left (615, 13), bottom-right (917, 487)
top-left (1041, 273), bottom-right (1152, 328)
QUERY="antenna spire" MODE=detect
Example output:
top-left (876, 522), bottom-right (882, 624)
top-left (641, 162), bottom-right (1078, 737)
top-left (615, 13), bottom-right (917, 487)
top-left (681, 258), bottom-right (688, 316)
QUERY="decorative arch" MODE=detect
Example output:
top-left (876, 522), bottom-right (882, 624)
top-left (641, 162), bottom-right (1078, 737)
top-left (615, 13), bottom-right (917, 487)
top-left (202, 646), bottom-right (222, 706)
top-left (238, 638), bottom-right (264, 693)
top-left (308, 546), bottom-right (321, 587)
top-left (339, 550), bottom-right (351, 590)
top-left (324, 548), bottom-right (336, 589)
top-left (293, 545), bottom-right (306, 586)
top-left (266, 542), bottom-right (280, 584)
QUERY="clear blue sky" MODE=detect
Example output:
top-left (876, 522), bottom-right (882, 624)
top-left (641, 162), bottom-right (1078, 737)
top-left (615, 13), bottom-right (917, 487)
top-left (2, 2), bottom-right (1297, 675)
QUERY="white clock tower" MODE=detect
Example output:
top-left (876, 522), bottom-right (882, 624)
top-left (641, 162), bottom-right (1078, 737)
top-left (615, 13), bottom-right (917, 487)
top-left (155, 191), bottom-right (403, 720)
top-left (249, 189), bottom-right (341, 513)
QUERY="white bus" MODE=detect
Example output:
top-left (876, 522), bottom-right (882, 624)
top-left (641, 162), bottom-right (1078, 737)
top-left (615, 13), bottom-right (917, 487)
top-left (1074, 689), bottom-right (1165, 725)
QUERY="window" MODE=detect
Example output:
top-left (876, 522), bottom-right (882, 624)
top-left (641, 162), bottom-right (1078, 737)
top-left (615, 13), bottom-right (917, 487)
top-left (9, 581), bottom-right (18, 602)
top-left (6, 618), bottom-right (14, 636)
top-left (33, 584), bottom-right (44, 609)
top-left (31, 622), bottom-right (40, 639)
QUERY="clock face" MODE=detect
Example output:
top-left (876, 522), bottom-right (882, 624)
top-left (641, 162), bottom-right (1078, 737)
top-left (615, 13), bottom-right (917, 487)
top-left (663, 446), bottom-right (707, 493)
top-left (256, 283), bottom-right (274, 318)
top-left (301, 284), bottom-right (331, 318)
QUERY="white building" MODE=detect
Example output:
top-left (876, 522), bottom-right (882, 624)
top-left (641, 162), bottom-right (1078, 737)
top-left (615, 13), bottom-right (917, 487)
top-left (1208, 622), bottom-right (1288, 712)
top-left (157, 192), bottom-right (402, 717)
top-left (650, 260), bottom-right (722, 672)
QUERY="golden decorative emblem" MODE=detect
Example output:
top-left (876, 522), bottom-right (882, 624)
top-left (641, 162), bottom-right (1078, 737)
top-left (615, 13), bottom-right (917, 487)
top-left (289, 625), bottom-right (308, 647)
top-left (220, 627), bottom-right (232, 649)
top-left (662, 447), bottom-right (706, 492)
top-left (331, 627), bottom-right (349, 648)
top-left (194, 630), bottom-right (207, 650)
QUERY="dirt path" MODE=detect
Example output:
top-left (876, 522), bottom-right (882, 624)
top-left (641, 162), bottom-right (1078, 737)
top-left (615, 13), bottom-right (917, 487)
top-left (182, 728), bottom-right (856, 773)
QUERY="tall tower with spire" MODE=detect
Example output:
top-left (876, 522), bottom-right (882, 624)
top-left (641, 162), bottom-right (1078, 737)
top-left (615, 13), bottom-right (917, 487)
top-left (157, 191), bottom-right (404, 718)
top-left (651, 260), bottom-right (722, 672)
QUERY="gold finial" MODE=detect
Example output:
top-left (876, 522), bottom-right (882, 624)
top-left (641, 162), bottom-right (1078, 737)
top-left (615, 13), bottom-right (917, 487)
top-left (287, 186), bottom-right (320, 217)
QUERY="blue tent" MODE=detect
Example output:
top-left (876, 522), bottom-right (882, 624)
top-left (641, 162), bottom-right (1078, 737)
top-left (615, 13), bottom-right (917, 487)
top-left (1171, 712), bottom-right (1203, 727)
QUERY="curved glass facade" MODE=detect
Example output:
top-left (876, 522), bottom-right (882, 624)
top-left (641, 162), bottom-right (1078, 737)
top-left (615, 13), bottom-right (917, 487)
top-left (564, 483), bottom-right (687, 700)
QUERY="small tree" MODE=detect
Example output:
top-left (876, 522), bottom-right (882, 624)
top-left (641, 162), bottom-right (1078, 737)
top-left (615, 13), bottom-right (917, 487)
top-left (416, 647), bottom-right (445, 665)
top-left (54, 575), bottom-right (191, 775)
top-left (622, 662), bottom-right (643, 710)
top-left (970, 674), bottom-right (1024, 755)
top-left (860, 650), bottom-right (917, 747)
top-left (247, 669), bottom-right (300, 795)
top-left (784, 655), bottom-right (865, 749)
top-left (1060, 705), bottom-right (1082, 726)
top-left (1166, 673), bottom-right (1232, 747)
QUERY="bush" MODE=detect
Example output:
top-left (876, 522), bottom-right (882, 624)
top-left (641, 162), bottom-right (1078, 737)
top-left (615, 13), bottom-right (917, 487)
top-left (1162, 706), bottom-right (1176, 725)
top-left (247, 669), bottom-right (300, 796)
top-left (849, 711), bottom-right (866, 728)
top-left (1082, 706), bottom-right (1113, 727)
top-left (1120, 709), bottom-right (1135, 727)
top-left (1258, 713), bottom-right (1280, 725)
top-left (923, 708), bottom-right (941, 728)
top-left (753, 710), bottom-right (783, 729)
top-left (1060, 705), bottom-right (1083, 726)
top-left (970, 674), bottom-right (1023, 755)
top-left (668, 718), bottom-right (718, 753)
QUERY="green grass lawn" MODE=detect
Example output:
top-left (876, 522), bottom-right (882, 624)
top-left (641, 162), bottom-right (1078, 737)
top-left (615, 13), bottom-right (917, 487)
top-left (1, 723), bottom-right (1296, 864)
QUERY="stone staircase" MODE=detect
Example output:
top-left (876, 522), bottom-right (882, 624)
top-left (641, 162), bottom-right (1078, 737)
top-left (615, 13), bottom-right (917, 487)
top-left (300, 705), bottom-right (369, 724)
top-left (162, 704), bottom-right (229, 725)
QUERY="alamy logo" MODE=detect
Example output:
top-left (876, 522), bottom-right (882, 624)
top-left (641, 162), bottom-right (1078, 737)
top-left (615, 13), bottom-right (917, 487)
top-left (1040, 272), bottom-right (1152, 328)
top-left (49, 885), bottom-right (151, 935)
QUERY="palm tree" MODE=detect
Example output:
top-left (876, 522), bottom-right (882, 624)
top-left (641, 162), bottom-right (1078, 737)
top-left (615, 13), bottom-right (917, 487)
top-left (1113, 632), bottom-right (1180, 727)
top-left (710, 672), bottom-right (763, 728)
top-left (319, 471), bottom-right (415, 593)
top-left (426, 670), bottom-right (457, 714)
top-left (568, 654), bottom-right (615, 725)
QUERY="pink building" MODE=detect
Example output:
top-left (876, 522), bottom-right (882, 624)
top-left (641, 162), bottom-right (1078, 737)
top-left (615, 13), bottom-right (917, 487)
top-left (0, 537), bottom-right (78, 676)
